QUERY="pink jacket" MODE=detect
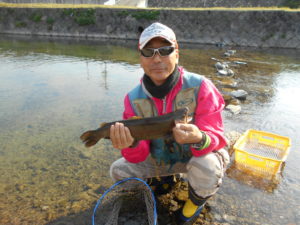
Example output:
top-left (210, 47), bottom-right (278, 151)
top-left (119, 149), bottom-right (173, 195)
top-left (121, 67), bottom-right (227, 163)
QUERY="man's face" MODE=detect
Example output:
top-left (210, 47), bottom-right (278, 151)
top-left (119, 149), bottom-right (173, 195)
top-left (140, 37), bottom-right (179, 86)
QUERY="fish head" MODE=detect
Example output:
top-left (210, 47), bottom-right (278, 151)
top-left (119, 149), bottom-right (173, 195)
top-left (175, 107), bottom-right (190, 123)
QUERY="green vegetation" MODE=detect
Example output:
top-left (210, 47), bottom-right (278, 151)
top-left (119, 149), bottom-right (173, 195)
top-left (63, 8), bottom-right (75, 17)
top-left (132, 10), bottom-right (160, 20)
top-left (46, 17), bottom-right (55, 25)
top-left (74, 9), bottom-right (95, 25)
top-left (282, 0), bottom-right (300, 8)
top-left (15, 21), bottom-right (27, 28)
top-left (118, 10), bottom-right (160, 20)
top-left (262, 33), bottom-right (274, 42)
top-left (62, 8), bottom-right (95, 26)
top-left (30, 12), bottom-right (42, 22)
top-left (117, 10), bottom-right (130, 17)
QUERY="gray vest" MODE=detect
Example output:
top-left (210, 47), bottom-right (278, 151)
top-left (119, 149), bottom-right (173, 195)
top-left (128, 71), bottom-right (204, 169)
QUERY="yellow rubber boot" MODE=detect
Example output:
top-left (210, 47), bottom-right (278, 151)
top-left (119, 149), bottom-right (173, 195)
top-left (182, 199), bottom-right (199, 218)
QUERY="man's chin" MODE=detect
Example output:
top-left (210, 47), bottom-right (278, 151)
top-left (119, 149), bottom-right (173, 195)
top-left (151, 74), bottom-right (169, 85)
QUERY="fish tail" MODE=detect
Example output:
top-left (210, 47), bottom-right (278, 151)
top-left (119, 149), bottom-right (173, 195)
top-left (80, 130), bottom-right (102, 147)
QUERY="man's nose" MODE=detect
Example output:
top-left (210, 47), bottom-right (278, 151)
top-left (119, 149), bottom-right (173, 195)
top-left (152, 51), bottom-right (162, 62)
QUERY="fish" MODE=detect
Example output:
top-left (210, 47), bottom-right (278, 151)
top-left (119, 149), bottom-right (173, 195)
top-left (80, 107), bottom-right (189, 147)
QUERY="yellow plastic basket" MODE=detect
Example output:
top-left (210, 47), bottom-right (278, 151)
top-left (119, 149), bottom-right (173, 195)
top-left (233, 129), bottom-right (291, 178)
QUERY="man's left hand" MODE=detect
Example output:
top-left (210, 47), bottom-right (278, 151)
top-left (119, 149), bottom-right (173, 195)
top-left (172, 123), bottom-right (202, 144)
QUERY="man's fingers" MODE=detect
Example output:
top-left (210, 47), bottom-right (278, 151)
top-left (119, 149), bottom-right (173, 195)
top-left (110, 123), bottom-right (134, 149)
top-left (119, 123), bottom-right (128, 143)
top-left (124, 127), bottom-right (133, 144)
top-left (176, 123), bottom-right (193, 131)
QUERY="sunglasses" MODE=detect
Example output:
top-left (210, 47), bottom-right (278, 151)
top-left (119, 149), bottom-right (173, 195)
top-left (140, 46), bottom-right (175, 58)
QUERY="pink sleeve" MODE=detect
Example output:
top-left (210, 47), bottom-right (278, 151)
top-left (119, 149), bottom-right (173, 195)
top-left (191, 78), bottom-right (227, 157)
top-left (120, 95), bottom-right (150, 163)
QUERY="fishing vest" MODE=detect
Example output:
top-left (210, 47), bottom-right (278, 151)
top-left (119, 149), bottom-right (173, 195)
top-left (128, 71), bottom-right (204, 169)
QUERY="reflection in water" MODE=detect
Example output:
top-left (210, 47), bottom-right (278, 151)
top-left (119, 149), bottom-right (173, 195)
top-left (0, 35), bottom-right (300, 225)
top-left (85, 60), bottom-right (90, 80)
top-left (102, 61), bottom-right (108, 90)
top-left (226, 162), bottom-right (280, 193)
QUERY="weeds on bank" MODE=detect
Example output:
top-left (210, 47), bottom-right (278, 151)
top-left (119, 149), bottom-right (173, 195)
top-left (30, 12), bottom-right (42, 22)
top-left (118, 10), bottom-right (160, 20)
top-left (282, 0), bottom-right (300, 8)
top-left (63, 8), bottom-right (95, 25)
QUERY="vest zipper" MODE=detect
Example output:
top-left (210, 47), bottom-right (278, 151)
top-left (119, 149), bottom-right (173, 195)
top-left (162, 97), bottom-right (167, 114)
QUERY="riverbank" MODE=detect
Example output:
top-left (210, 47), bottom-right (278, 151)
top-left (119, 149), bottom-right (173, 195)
top-left (0, 4), bottom-right (299, 48)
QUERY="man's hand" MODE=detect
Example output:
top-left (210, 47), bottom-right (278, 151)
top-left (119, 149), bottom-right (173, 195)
top-left (110, 122), bottom-right (135, 149)
top-left (172, 122), bottom-right (202, 144)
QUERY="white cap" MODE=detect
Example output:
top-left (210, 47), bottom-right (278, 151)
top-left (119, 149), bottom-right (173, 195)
top-left (138, 22), bottom-right (177, 50)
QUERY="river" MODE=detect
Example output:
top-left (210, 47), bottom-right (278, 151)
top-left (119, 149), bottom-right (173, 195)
top-left (0, 35), bottom-right (299, 225)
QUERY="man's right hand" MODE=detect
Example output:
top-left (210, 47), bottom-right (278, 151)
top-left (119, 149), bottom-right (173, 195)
top-left (110, 122), bottom-right (135, 149)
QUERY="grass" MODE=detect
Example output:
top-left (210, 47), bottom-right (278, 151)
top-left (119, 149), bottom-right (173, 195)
top-left (29, 12), bottom-right (42, 22)
top-left (0, 3), bottom-right (299, 11)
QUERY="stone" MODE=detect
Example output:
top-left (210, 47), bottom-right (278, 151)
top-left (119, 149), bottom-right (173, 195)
top-left (215, 62), bottom-right (228, 70)
top-left (41, 205), bottom-right (49, 211)
top-left (217, 79), bottom-right (238, 88)
top-left (214, 213), bottom-right (222, 221)
top-left (222, 94), bottom-right (233, 103)
top-left (106, 24), bottom-right (113, 34)
top-left (225, 104), bottom-right (241, 115)
top-left (227, 69), bottom-right (235, 76)
top-left (217, 68), bottom-right (234, 77)
top-left (15, 183), bottom-right (25, 192)
top-left (230, 89), bottom-right (248, 100)
top-left (224, 50), bottom-right (236, 57)
top-left (233, 61), bottom-right (247, 65)
top-left (223, 214), bottom-right (237, 222)
top-left (71, 201), bottom-right (82, 213)
top-left (175, 190), bottom-right (188, 201)
top-left (229, 98), bottom-right (240, 105)
top-left (218, 69), bottom-right (229, 76)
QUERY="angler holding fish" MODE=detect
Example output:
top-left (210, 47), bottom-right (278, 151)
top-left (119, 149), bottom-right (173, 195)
top-left (81, 22), bottom-right (229, 225)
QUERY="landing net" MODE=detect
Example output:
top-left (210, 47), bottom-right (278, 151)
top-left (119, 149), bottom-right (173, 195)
top-left (92, 177), bottom-right (157, 225)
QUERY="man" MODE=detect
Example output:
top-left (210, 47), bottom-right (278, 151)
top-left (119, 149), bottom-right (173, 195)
top-left (109, 22), bottom-right (230, 224)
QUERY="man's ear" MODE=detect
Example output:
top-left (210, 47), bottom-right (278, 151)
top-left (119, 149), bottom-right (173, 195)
top-left (175, 49), bottom-right (179, 64)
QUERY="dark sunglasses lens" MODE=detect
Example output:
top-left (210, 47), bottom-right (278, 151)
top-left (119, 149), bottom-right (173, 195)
top-left (158, 46), bottom-right (174, 56)
top-left (141, 48), bottom-right (154, 57)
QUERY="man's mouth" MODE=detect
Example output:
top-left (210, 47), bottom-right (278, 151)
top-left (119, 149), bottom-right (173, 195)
top-left (151, 67), bottom-right (165, 71)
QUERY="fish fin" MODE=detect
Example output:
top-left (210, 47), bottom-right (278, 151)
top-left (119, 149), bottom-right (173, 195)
top-left (99, 122), bottom-right (107, 128)
top-left (129, 116), bottom-right (142, 120)
top-left (129, 140), bottom-right (139, 148)
top-left (162, 133), bottom-right (173, 141)
top-left (85, 140), bottom-right (99, 147)
top-left (175, 116), bottom-right (192, 124)
top-left (80, 130), bottom-right (101, 148)
top-left (186, 116), bottom-right (193, 123)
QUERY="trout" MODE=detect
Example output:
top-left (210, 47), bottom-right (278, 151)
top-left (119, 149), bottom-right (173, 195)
top-left (80, 107), bottom-right (189, 147)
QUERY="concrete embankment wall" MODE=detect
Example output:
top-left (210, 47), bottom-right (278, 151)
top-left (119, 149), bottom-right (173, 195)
top-left (148, 0), bottom-right (286, 8)
top-left (0, 7), bottom-right (299, 48)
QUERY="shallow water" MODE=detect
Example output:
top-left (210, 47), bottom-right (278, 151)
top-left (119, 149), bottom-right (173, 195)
top-left (0, 35), bottom-right (299, 225)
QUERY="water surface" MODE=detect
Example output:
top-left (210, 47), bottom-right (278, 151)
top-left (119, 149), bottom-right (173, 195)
top-left (0, 35), bottom-right (299, 225)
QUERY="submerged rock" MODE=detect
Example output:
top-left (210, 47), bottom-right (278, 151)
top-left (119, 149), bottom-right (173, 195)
top-left (217, 68), bottom-right (235, 77)
top-left (215, 62), bottom-right (228, 70)
top-left (224, 50), bottom-right (236, 57)
top-left (233, 61), bottom-right (247, 65)
top-left (230, 89), bottom-right (248, 100)
top-left (225, 104), bottom-right (241, 115)
top-left (217, 79), bottom-right (238, 89)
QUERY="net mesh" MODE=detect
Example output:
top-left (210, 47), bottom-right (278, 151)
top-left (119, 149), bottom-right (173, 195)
top-left (242, 140), bottom-right (285, 160)
top-left (93, 178), bottom-right (156, 225)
